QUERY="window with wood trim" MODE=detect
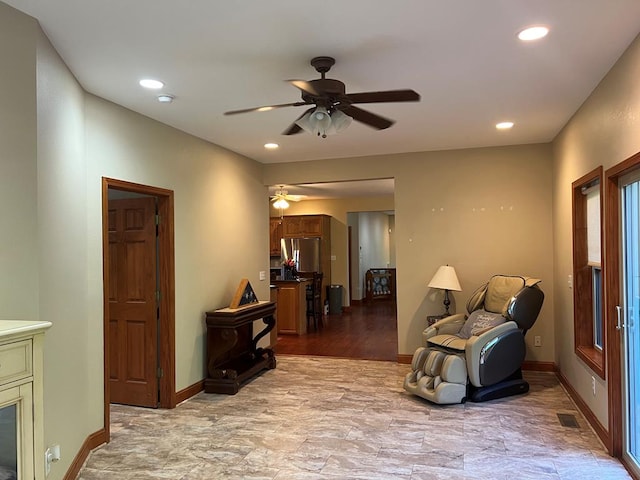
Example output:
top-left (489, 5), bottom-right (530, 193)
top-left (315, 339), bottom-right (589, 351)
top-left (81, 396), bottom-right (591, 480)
top-left (572, 166), bottom-right (605, 378)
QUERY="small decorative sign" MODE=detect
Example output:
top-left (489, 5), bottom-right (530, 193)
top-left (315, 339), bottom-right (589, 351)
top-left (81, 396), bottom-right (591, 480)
top-left (229, 278), bottom-right (259, 309)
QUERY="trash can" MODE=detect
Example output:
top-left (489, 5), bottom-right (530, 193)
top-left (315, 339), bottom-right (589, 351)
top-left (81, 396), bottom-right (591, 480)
top-left (328, 285), bottom-right (343, 314)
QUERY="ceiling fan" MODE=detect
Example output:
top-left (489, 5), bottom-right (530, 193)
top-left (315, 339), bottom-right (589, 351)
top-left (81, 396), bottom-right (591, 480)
top-left (270, 186), bottom-right (305, 209)
top-left (224, 56), bottom-right (420, 137)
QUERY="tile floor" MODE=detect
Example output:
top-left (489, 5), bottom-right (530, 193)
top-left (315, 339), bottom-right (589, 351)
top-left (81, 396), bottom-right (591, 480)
top-left (77, 356), bottom-right (631, 479)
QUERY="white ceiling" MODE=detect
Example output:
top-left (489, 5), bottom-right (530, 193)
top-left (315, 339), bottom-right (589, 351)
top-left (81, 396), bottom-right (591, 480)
top-left (5, 0), bottom-right (640, 169)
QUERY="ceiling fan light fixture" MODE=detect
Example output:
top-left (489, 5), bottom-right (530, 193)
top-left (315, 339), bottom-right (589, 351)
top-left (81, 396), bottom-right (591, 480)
top-left (295, 107), bottom-right (352, 138)
top-left (308, 107), bottom-right (332, 138)
top-left (330, 110), bottom-right (352, 133)
top-left (295, 111), bottom-right (313, 134)
top-left (273, 197), bottom-right (289, 209)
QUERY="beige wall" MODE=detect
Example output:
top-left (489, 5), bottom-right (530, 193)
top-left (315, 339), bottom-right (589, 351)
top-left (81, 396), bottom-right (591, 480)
top-left (85, 95), bottom-right (269, 392)
top-left (264, 143), bottom-right (555, 359)
top-left (0, 3), bottom-right (38, 317)
top-left (552, 32), bottom-right (640, 428)
top-left (36, 23), bottom-right (92, 480)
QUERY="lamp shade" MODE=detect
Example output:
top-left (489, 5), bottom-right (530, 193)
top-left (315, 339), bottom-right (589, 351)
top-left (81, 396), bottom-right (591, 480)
top-left (428, 265), bottom-right (462, 291)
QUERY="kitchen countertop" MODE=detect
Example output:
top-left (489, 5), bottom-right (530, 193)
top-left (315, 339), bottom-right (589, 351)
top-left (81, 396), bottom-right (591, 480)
top-left (270, 278), bottom-right (312, 286)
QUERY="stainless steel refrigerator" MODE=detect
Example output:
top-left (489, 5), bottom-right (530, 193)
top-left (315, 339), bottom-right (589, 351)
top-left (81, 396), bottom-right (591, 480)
top-left (281, 237), bottom-right (321, 273)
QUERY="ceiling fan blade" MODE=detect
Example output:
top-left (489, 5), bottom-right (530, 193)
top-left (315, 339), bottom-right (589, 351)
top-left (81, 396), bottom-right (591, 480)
top-left (287, 80), bottom-right (320, 96)
top-left (282, 123), bottom-right (302, 135)
top-left (341, 105), bottom-right (394, 130)
top-left (282, 107), bottom-right (314, 135)
top-left (285, 195), bottom-right (304, 202)
top-left (345, 89), bottom-right (420, 104)
top-left (224, 101), bottom-right (308, 115)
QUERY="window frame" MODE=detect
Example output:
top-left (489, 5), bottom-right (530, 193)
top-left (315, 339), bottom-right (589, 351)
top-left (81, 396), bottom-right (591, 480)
top-left (572, 166), bottom-right (605, 379)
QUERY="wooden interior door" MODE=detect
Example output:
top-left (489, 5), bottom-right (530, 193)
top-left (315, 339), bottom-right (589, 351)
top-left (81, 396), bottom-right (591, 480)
top-left (108, 196), bottom-right (158, 407)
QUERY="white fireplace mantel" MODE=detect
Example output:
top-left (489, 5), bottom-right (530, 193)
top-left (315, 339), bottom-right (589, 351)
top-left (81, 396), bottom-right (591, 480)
top-left (0, 320), bottom-right (52, 340)
top-left (0, 319), bottom-right (52, 480)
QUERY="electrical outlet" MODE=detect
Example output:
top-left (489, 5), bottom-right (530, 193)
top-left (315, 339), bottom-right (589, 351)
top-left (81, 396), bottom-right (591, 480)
top-left (592, 376), bottom-right (596, 396)
top-left (534, 336), bottom-right (542, 347)
top-left (45, 444), bottom-right (61, 476)
top-left (568, 274), bottom-right (573, 289)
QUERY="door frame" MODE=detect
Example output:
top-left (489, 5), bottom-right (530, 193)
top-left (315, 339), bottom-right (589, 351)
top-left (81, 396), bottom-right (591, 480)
top-left (101, 177), bottom-right (176, 438)
top-left (604, 151), bottom-right (640, 460)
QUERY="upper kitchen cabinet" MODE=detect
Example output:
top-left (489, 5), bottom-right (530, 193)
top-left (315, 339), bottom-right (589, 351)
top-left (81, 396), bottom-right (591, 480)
top-left (282, 215), bottom-right (330, 238)
top-left (269, 218), bottom-right (283, 256)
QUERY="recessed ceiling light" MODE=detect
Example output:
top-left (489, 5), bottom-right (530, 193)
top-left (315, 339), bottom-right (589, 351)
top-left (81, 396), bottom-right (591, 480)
top-left (264, 143), bottom-right (279, 149)
top-left (139, 79), bottom-right (164, 89)
top-left (258, 107), bottom-right (274, 112)
top-left (157, 94), bottom-right (174, 103)
top-left (496, 121), bottom-right (514, 130)
top-left (518, 26), bottom-right (549, 41)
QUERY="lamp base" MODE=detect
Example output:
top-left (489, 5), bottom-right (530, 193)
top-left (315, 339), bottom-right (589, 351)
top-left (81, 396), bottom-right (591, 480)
top-left (443, 289), bottom-right (451, 316)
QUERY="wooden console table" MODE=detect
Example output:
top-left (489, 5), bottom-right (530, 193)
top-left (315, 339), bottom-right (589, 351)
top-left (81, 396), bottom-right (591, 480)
top-left (205, 301), bottom-right (276, 394)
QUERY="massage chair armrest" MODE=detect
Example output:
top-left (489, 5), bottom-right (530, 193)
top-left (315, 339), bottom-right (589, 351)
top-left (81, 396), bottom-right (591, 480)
top-left (422, 313), bottom-right (466, 344)
top-left (465, 321), bottom-right (519, 387)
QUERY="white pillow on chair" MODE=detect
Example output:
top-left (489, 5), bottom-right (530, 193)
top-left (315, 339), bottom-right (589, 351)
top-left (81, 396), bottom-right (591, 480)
top-left (457, 309), bottom-right (505, 339)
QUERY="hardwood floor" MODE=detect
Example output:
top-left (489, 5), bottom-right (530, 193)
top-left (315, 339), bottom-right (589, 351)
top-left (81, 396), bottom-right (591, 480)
top-left (274, 300), bottom-right (398, 361)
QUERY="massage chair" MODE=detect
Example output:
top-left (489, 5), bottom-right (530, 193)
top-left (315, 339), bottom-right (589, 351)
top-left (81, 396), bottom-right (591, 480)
top-left (404, 274), bottom-right (544, 404)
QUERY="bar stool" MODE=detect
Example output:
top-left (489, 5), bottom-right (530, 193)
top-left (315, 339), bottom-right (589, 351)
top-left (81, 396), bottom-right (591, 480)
top-left (306, 272), bottom-right (323, 331)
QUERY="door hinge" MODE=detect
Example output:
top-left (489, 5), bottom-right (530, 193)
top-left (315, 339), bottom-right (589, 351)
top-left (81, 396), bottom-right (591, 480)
top-left (157, 367), bottom-right (163, 378)
top-left (156, 290), bottom-right (161, 302)
top-left (155, 214), bottom-right (161, 225)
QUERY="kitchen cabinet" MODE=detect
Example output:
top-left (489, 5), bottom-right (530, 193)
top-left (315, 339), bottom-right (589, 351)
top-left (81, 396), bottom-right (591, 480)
top-left (269, 218), bottom-right (283, 256)
top-left (282, 215), bottom-right (328, 238)
top-left (275, 215), bottom-right (331, 307)
top-left (0, 320), bottom-right (52, 480)
top-left (273, 279), bottom-right (310, 335)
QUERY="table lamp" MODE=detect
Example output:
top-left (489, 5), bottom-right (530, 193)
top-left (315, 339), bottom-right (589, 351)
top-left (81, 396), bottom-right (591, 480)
top-left (428, 265), bottom-right (462, 315)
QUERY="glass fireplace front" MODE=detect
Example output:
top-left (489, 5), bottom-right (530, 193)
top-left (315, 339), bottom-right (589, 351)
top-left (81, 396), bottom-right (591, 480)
top-left (0, 403), bottom-right (17, 479)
